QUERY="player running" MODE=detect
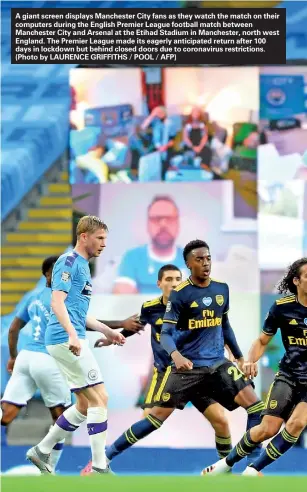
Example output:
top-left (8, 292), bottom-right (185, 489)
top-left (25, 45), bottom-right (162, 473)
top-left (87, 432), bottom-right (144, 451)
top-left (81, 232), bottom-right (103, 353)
top-left (1, 256), bottom-right (70, 471)
top-left (81, 263), bottom-right (235, 475)
top-left (160, 240), bottom-right (265, 466)
top-left (202, 258), bottom-right (307, 476)
top-left (26, 216), bottom-right (126, 475)
top-left (1, 253), bottom-right (142, 472)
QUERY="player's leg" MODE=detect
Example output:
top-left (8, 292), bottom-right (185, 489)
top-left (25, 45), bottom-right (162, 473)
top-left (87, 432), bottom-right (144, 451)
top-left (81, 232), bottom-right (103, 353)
top-left (106, 369), bottom-right (174, 463)
top-left (80, 382), bottom-right (109, 473)
top-left (80, 369), bottom-right (174, 475)
top-left (29, 351), bottom-right (73, 472)
top-left (202, 401), bottom-right (232, 460)
top-left (202, 375), bottom-right (292, 475)
top-left (244, 400), bottom-right (307, 475)
top-left (81, 405), bottom-right (175, 476)
top-left (1, 402), bottom-right (21, 447)
top-left (26, 342), bottom-right (91, 473)
top-left (215, 362), bottom-right (265, 464)
top-left (1, 351), bottom-right (37, 429)
top-left (233, 382), bottom-right (265, 464)
top-left (47, 406), bottom-right (67, 472)
top-left (1, 402), bottom-right (22, 426)
top-left (47, 338), bottom-right (109, 474)
top-left (27, 391), bottom-right (88, 473)
top-left (200, 361), bottom-right (262, 474)
top-left (229, 376), bottom-right (291, 468)
top-left (104, 407), bottom-right (174, 465)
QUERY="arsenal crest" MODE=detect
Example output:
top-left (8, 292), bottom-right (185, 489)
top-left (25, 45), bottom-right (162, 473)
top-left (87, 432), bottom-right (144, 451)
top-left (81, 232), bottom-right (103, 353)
top-left (216, 295), bottom-right (224, 306)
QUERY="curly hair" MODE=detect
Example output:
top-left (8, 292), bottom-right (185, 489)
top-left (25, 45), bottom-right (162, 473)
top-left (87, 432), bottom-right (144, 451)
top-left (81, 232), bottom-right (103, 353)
top-left (42, 256), bottom-right (59, 276)
top-left (183, 239), bottom-right (210, 262)
top-left (277, 258), bottom-right (307, 294)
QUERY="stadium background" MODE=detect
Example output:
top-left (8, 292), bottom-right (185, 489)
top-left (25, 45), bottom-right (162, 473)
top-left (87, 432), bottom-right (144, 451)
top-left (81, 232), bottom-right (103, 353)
top-left (1, 0), bottom-right (307, 477)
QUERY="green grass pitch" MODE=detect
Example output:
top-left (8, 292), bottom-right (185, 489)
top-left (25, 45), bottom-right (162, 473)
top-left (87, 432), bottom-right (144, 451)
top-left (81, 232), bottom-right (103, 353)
top-left (1, 475), bottom-right (305, 492)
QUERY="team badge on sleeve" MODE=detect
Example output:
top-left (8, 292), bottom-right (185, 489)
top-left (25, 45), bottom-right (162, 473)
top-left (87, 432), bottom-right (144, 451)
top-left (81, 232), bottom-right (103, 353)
top-left (61, 272), bottom-right (71, 282)
top-left (216, 295), bottom-right (224, 306)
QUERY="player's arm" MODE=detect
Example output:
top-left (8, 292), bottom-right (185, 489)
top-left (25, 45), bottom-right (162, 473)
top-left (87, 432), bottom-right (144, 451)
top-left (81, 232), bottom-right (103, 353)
top-left (244, 304), bottom-right (278, 379)
top-left (222, 314), bottom-right (244, 363)
top-left (51, 260), bottom-right (82, 355)
top-left (7, 316), bottom-right (27, 373)
top-left (221, 285), bottom-right (244, 367)
top-left (95, 307), bottom-right (147, 347)
top-left (161, 292), bottom-right (193, 371)
top-left (120, 306), bottom-right (147, 337)
top-left (52, 290), bottom-right (78, 336)
top-left (112, 250), bottom-right (139, 294)
top-left (97, 315), bottom-right (144, 334)
top-left (86, 315), bottom-right (125, 346)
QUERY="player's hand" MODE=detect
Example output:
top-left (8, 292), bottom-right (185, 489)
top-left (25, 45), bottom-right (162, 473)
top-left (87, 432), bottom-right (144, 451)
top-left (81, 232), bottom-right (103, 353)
top-left (69, 335), bottom-right (81, 356)
top-left (106, 331), bottom-right (126, 346)
top-left (172, 352), bottom-right (193, 371)
top-left (243, 361), bottom-right (258, 379)
top-left (7, 357), bottom-right (16, 374)
top-left (95, 337), bottom-right (113, 348)
top-left (122, 315), bottom-right (144, 334)
top-left (236, 357), bottom-right (245, 373)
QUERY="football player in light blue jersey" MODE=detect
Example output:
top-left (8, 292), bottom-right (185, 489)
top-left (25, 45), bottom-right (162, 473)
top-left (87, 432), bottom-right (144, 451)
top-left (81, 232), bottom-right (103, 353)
top-left (1, 256), bottom-right (71, 471)
top-left (27, 216), bottom-right (125, 475)
top-left (2, 254), bottom-right (142, 472)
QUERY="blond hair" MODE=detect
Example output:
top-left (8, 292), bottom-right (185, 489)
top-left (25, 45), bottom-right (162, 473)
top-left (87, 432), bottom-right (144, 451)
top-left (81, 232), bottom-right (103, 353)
top-left (76, 215), bottom-right (108, 237)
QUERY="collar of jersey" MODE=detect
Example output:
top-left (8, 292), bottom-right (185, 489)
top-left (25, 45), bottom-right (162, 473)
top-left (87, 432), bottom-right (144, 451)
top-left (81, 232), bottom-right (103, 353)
top-left (295, 296), bottom-right (307, 308)
top-left (188, 276), bottom-right (212, 288)
top-left (160, 295), bottom-right (168, 306)
top-left (72, 250), bottom-right (89, 263)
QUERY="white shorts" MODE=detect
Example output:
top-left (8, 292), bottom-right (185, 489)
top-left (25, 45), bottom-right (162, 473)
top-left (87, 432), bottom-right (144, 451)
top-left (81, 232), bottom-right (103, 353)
top-left (47, 339), bottom-right (103, 392)
top-left (1, 350), bottom-right (71, 408)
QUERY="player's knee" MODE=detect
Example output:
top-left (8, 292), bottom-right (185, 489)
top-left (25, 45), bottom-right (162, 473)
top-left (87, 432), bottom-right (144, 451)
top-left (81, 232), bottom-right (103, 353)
top-left (286, 416), bottom-right (307, 436)
top-left (150, 407), bottom-right (173, 422)
top-left (87, 386), bottom-right (108, 408)
top-left (49, 405), bottom-right (66, 422)
top-left (76, 402), bottom-right (88, 416)
top-left (211, 415), bottom-right (230, 436)
top-left (258, 419), bottom-right (280, 440)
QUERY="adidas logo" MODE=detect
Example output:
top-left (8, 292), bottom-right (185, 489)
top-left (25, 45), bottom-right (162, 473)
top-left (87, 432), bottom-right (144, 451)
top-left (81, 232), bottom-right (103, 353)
top-left (289, 319), bottom-right (298, 325)
top-left (155, 318), bottom-right (163, 325)
top-left (190, 301), bottom-right (199, 308)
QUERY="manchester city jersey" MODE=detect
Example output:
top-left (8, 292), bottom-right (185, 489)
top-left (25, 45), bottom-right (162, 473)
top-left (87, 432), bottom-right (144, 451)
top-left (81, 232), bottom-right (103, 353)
top-left (263, 295), bottom-right (307, 382)
top-left (162, 278), bottom-right (229, 367)
top-left (116, 244), bottom-right (187, 294)
top-left (140, 296), bottom-right (172, 372)
top-left (16, 286), bottom-right (51, 354)
top-left (45, 251), bottom-right (92, 346)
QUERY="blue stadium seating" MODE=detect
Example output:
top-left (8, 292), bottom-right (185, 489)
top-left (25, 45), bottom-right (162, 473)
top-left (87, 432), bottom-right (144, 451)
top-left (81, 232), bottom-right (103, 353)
top-left (1, 1), bottom-right (181, 220)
